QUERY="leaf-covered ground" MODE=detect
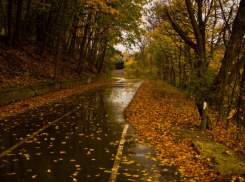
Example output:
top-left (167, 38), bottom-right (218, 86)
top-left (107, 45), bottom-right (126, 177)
top-left (124, 81), bottom-right (245, 181)
top-left (0, 38), bottom-right (99, 91)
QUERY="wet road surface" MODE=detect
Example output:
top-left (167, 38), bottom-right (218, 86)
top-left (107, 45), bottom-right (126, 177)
top-left (0, 79), bottom-right (179, 182)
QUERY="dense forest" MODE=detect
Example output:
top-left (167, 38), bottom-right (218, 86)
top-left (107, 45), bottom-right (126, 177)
top-left (0, 0), bottom-right (146, 88)
top-left (125, 0), bottom-right (245, 139)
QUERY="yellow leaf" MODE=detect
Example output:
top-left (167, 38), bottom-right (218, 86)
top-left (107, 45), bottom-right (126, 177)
top-left (239, 177), bottom-right (244, 181)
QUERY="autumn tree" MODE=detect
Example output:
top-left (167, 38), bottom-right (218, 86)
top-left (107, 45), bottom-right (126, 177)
top-left (0, 0), bottom-right (147, 81)
top-left (146, 0), bottom-right (245, 132)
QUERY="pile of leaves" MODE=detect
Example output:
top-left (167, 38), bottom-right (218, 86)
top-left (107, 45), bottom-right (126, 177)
top-left (124, 81), bottom-right (245, 181)
top-left (0, 38), bottom-right (99, 91)
top-left (0, 79), bottom-right (117, 121)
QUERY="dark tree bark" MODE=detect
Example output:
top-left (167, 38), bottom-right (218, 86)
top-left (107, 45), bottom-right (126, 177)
top-left (98, 43), bottom-right (107, 74)
top-left (81, 27), bottom-right (94, 68)
top-left (54, 0), bottom-right (68, 80)
top-left (13, 0), bottom-right (24, 46)
top-left (7, 0), bottom-right (13, 44)
top-left (156, 42), bottom-right (171, 81)
top-left (44, 0), bottom-right (55, 35)
top-left (169, 52), bottom-right (176, 86)
top-left (88, 36), bottom-right (99, 70)
top-left (96, 47), bottom-right (102, 69)
top-left (211, 0), bottom-right (245, 109)
top-left (36, 13), bottom-right (45, 42)
top-left (69, 2), bottom-right (79, 61)
top-left (77, 12), bottom-right (92, 74)
top-left (0, 0), bottom-right (7, 36)
top-left (237, 61), bottom-right (245, 129)
top-left (40, 0), bottom-right (62, 56)
top-left (20, 0), bottom-right (31, 49)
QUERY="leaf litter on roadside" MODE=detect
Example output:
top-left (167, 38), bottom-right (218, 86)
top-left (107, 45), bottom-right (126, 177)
top-left (124, 81), bottom-right (245, 181)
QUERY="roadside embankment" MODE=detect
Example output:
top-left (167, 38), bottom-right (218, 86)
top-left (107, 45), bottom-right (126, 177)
top-left (0, 74), bottom-right (107, 105)
top-left (0, 78), bottom-right (117, 120)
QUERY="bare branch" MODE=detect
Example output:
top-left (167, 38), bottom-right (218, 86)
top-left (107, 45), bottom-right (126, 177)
top-left (165, 8), bottom-right (197, 50)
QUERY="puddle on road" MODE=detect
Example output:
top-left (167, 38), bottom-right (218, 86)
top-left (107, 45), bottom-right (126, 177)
top-left (0, 79), bottom-right (179, 182)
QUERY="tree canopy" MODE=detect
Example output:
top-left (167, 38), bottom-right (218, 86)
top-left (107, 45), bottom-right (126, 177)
top-left (0, 0), bottom-right (148, 77)
top-left (124, 0), bottom-right (245, 135)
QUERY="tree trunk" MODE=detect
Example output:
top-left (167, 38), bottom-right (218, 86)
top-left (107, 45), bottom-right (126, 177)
top-left (98, 43), bottom-right (107, 74)
top-left (7, 0), bottom-right (13, 45)
top-left (13, 0), bottom-right (23, 46)
top-left (0, 0), bottom-right (7, 36)
top-left (36, 13), bottom-right (45, 42)
top-left (80, 27), bottom-right (93, 71)
top-left (20, 0), bottom-right (31, 49)
top-left (237, 61), bottom-right (245, 129)
top-left (89, 37), bottom-right (99, 70)
top-left (169, 52), bottom-right (176, 86)
top-left (65, 33), bottom-right (71, 53)
top-left (178, 45), bottom-right (182, 87)
top-left (210, 0), bottom-right (245, 110)
top-left (77, 12), bottom-right (92, 74)
top-left (54, 0), bottom-right (68, 81)
top-left (201, 102), bottom-right (208, 130)
top-left (69, 7), bottom-right (79, 61)
top-left (40, 0), bottom-right (62, 56)
top-left (149, 55), bottom-right (153, 74)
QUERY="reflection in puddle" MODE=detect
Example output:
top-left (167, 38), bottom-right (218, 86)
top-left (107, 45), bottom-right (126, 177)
top-left (0, 79), bottom-right (145, 182)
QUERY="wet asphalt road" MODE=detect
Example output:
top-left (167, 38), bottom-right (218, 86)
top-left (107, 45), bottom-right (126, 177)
top-left (0, 79), bottom-right (179, 182)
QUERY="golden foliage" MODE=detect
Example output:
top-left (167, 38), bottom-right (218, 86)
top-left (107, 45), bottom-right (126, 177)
top-left (124, 81), bottom-right (244, 181)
